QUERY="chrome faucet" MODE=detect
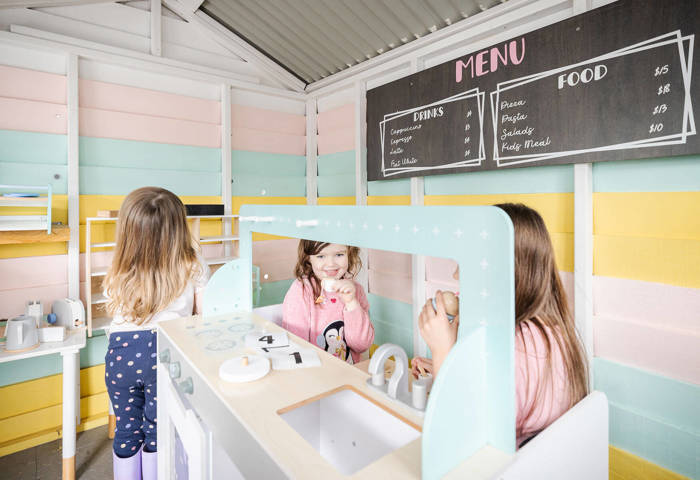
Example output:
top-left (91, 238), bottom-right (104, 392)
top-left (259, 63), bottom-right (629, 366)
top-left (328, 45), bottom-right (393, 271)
top-left (367, 343), bottom-right (416, 409)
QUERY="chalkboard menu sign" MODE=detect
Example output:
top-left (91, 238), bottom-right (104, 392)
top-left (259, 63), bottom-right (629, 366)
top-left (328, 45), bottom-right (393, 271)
top-left (366, 0), bottom-right (698, 181)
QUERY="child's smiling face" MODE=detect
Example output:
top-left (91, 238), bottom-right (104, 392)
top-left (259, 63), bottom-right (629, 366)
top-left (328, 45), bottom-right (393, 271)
top-left (309, 244), bottom-right (349, 280)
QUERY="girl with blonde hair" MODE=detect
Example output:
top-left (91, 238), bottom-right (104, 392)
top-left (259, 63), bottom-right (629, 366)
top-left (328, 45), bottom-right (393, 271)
top-left (103, 187), bottom-right (209, 479)
top-left (412, 203), bottom-right (589, 447)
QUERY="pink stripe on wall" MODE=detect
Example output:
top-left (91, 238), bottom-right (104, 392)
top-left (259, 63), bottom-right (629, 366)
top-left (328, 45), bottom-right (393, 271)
top-left (253, 239), bottom-right (298, 283)
top-left (0, 97), bottom-right (67, 134)
top-left (594, 314), bottom-right (700, 385)
top-left (0, 284), bottom-right (68, 320)
top-left (80, 79), bottom-right (220, 125)
top-left (317, 104), bottom-right (354, 135)
top-left (80, 107), bottom-right (221, 148)
top-left (317, 129), bottom-right (354, 155)
top-left (594, 275), bottom-right (700, 333)
top-left (232, 127), bottom-right (305, 155)
top-left (368, 270), bottom-right (412, 304)
top-left (368, 249), bottom-right (411, 276)
top-left (425, 280), bottom-right (459, 300)
top-left (0, 254), bottom-right (67, 290)
top-left (425, 256), bottom-right (458, 284)
top-left (253, 239), bottom-right (298, 261)
top-left (232, 104), bottom-right (305, 135)
top-left (0, 65), bottom-right (66, 104)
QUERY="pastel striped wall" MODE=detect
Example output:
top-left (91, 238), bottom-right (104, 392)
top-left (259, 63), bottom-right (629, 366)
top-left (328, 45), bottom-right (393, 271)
top-left (230, 103), bottom-right (306, 305)
top-left (316, 103), bottom-right (355, 200)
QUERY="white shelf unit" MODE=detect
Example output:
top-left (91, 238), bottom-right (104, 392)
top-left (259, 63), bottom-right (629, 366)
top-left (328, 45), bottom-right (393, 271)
top-left (84, 214), bottom-right (239, 336)
top-left (0, 184), bottom-right (52, 233)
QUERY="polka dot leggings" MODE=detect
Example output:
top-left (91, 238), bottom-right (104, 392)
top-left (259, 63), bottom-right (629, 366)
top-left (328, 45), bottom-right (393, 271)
top-left (105, 329), bottom-right (158, 458)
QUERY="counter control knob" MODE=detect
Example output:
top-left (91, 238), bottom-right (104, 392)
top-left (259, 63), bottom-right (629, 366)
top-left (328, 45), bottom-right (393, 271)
top-left (169, 361), bottom-right (181, 379)
top-left (179, 377), bottom-right (194, 395)
top-left (159, 349), bottom-right (170, 363)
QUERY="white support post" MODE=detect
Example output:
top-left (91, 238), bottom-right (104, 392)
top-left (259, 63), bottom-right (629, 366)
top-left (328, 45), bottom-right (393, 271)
top-left (574, 163), bottom-right (594, 388)
top-left (61, 350), bottom-right (78, 478)
top-left (355, 80), bottom-right (368, 207)
top-left (409, 58), bottom-right (428, 358)
top-left (354, 81), bottom-right (369, 292)
top-left (66, 54), bottom-right (79, 300)
top-left (305, 98), bottom-right (318, 205)
top-left (150, 0), bottom-right (162, 57)
top-left (221, 84), bottom-right (232, 257)
top-left (572, 0), bottom-right (594, 389)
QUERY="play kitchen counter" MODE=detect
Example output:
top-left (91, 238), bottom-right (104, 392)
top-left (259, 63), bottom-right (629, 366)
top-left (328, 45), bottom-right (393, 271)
top-left (157, 311), bottom-right (424, 479)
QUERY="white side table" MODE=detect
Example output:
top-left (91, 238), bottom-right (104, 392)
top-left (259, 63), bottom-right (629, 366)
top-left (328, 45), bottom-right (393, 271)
top-left (0, 327), bottom-right (86, 480)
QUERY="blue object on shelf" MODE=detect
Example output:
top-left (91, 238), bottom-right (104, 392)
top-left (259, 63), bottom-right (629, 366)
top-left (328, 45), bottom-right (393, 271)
top-left (3, 193), bottom-right (39, 197)
top-left (47, 313), bottom-right (57, 324)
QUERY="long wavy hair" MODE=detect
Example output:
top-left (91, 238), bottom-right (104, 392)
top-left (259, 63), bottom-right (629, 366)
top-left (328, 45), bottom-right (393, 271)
top-left (103, 187), bottom-right (201, 325)
top-left (496, 203), bottom-right (589, 417)
top-left (293, 240), bottom-right (362, 300)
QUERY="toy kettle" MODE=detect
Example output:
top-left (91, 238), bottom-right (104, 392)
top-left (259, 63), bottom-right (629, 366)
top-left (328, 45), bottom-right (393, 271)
top-left (5, 314), bottom-right (40, 352)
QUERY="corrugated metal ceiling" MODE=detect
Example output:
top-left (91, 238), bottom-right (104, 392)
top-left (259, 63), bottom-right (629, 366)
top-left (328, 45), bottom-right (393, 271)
top-left (201, 0), bottom-right (508, 85)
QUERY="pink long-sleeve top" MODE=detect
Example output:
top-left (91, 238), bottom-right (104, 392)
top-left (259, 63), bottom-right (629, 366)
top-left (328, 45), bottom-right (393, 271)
top-left (282, 278), bottom-right (374, 364)
top-left (515, 320), bottom-right (573, 447)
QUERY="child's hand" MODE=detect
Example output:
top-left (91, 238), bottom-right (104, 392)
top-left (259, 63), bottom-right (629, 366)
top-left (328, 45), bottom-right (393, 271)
top-left (411, 357), bottom-right (433, 379)
top-left (332, 279), bottom-right (359, 311)
top-left (418, 291), bottom-right (459, 366)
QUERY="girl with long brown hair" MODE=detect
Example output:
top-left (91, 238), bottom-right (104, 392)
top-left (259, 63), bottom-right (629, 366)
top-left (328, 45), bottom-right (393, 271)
top-left (103, 187), bottom-right (209, 479)
top-left (283, 240), bottom-right (374, 364)
top-left (412, 203), bottom-right (589, 447)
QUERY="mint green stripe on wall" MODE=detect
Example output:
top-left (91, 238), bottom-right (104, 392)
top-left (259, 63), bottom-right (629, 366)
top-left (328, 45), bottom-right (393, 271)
top-left (232, 174), bottom-right (305, 197)
top-left (0, 162), bottom-right (67, 193)
top-left (80, 137), bottom-right (220, 172)
top-left (80, 166), bottom-right (220, 196)
top-left (424, 164), bottom-right (574, 195)
top-left (0, 334), bottom-right (108, 387)
top-left (258, 279), bottom-right (293, 307)
top-left (232, 150), bottom-right (305, 176)
top-left (0, 130), bottom-right (66, 165)
top-left (368, 178), bottom-right (411, 196)
top-left (317, 151), bottom-right (355, 175)
top-left (593, 155), bottom-right (700, 192)
top-left (594, 358), bottom-right (700, 479)
top-left (368, 293), bottom-right (413, 358)
top-left (317, 173), bottom-right (355, 197)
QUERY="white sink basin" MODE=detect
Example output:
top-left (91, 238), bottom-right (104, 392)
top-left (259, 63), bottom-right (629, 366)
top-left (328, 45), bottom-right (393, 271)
top-left (279, 386), bottom-right (421, 475)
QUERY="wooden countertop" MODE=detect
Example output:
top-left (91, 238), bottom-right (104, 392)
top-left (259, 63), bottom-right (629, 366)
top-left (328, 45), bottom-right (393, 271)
top-left (159, 312), bottom-right (423, 479)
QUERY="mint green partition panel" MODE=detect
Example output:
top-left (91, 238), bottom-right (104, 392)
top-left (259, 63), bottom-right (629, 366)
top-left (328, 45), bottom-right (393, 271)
top-left (204, 204), bottom-right (515, 478)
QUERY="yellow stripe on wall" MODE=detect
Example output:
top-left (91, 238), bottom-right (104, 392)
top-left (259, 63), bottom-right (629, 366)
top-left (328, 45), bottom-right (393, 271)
top-left (318, 196), bottom-right (356, 205)
top-left (0, 195), bottom-right (68, 259)
top-left (595, 235), bottom-right (700, 288)
top-left (610, 446), bottom-right (690, 480)
top-left (595, 192), bottom-right (700, 239)
top-left (0, 364), bottom-right (108, 456)
top-left (424, 193), bottom-right (573, 233)
top-left (368, 195), bottom-right (410, 206)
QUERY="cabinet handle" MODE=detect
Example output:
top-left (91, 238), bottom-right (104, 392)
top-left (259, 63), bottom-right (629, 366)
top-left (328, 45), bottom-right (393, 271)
top-left (179, 377), bottom-right (194, 395)
top-left (169, 361), bottom-right (181, 379)
top-left (159, 349), bottom-right (170, 363)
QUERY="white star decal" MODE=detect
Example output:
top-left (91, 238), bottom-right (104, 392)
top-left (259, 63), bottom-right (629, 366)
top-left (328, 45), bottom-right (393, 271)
top-left (480, 288), bottom-right (489, 298)
top-left (412, 225), bottom-right (419, 234)
top-left (480, 230), bottom-right (489, 239)
top-left (432, 226), bottom-right (440, 236)
top-left (454, 228), bottom-right (464, 238)
top-left (378, 224), bottom-right (384, 231)
top-left (349, 222), bottom-right (355, 229)
top-left (362, 223), bottom-right (369, 230)
top-left (325, 220), bottom-right (330, 226)
top-left (480, 259), bottom-right (489, 270)
top-left (336, 220), bottom-right (342, 227)
top-left (394, 224), bottom-right (400, 232)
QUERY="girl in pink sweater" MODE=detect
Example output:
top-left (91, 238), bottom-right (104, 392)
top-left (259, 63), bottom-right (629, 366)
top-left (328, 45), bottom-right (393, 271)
top-left (283, 241), bottom-right (374, 364)
top-left (412, 203), bottom-right (589, 447)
